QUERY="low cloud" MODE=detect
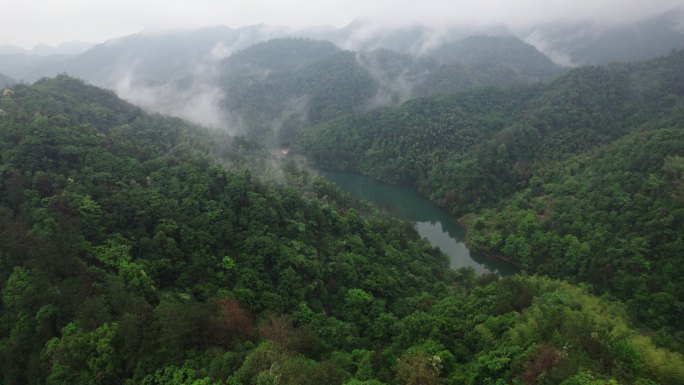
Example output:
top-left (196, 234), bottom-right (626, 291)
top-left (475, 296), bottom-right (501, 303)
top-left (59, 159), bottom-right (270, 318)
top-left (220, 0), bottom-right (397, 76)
top-left (523, 30), bottom-right (578, 67)
top-left (354, 52), bottom-right (416, 108)
top-left (115, 71), bottom-right (236, 132)
top-left (2, 0), bottom-right (682, 48)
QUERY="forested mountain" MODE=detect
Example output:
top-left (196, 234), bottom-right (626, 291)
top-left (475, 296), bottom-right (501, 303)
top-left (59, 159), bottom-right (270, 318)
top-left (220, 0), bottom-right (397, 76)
top-left (298, 49), bottom-right (684, 210)
top-left (112, 36), bottom-right (562, 144)
top-left (0, 25), bottom-right (494, 83)
top-left (2, 75), bottom-right (682, 385)
top-left (1, 28), bottom-right (565, 139)
top-left (297, 49), bottom-right (684, 348)
top-left (4, 8), bottom-right (683, 87)
top-left (214, 37), bottom-right (563, 143)
top-left (523, 7), bottom-right (684, 66)
top-left (224, 38), bottom-right (341, 72)
top-left (298, 84), bottom-right (535, 185)
top-left (0, 26), bottom-right (272, 84)
top-left (0, 41), bottom-right (93, 56)
top-left (427, 35), bottom-right (561, 80)
top-left (0, 53), bottom-right (70, 84)
top-left (464, 126), bottom-right (684, 338)
top-left (219, 39), bottom-right (377, 141)
top-left (325, 12), bottom-right (684, 66)
top-left (0, 42), bottom-right (92, 84)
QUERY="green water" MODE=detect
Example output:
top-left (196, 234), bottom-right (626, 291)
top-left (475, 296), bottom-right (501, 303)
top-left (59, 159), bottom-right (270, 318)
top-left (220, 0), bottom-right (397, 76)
top-left (322, 171), bottom-right (516, 275)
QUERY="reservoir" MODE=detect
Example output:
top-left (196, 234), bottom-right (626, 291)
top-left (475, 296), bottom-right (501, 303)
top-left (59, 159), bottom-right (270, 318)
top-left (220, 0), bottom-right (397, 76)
top-left (321, 171), bottom-right (516, 275)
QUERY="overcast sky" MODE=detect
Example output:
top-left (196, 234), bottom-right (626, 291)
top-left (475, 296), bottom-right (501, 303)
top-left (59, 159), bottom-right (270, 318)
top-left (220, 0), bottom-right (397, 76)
top-left (1, 0), bottom-right (682, 48)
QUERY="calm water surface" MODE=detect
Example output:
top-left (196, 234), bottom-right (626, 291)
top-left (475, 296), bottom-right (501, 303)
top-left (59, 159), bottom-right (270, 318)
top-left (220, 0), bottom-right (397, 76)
top-left (321, 171), bottom-right (516, 275)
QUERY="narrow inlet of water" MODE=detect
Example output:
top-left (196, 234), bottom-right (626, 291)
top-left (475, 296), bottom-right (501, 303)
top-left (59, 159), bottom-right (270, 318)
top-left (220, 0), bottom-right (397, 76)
top-left (321, 171), bottom-right (516, 275)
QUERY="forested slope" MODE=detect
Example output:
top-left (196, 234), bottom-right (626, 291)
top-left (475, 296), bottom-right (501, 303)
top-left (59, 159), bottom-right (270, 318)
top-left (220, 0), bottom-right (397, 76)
top-left (297, 50), bottom-right (684, 347)
top-left (1, 76), bottom-right (682, 384)
top-left (298, 50), bottom-right (684, 211)
top-left (0, 75), bottom-right (448, 383)
top-left (463, 115), bottom-right (684, 348)
top-left (218, 37), bottom-right (563, 144)
top-left (427, 35), bottom-right (561, 80)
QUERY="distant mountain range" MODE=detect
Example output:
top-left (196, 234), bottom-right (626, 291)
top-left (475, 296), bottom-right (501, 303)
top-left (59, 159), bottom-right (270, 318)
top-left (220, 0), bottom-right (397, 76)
top-left (0, 7), bottom-right (681, 138)
top-left (0, 40), bottom-right (93, 56)
top-left (32, 33), bottom-right (556, 140)
top-left (1, 6), bottom-right (682, 84)
top-left (522, 7), bottom-right (684, 65)
top-left (156, 36), bottom-right (562, 141)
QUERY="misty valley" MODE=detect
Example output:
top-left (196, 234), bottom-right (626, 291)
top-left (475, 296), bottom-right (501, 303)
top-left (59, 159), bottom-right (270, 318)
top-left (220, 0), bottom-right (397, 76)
top-left (1, 9), bottom-right (684, 385)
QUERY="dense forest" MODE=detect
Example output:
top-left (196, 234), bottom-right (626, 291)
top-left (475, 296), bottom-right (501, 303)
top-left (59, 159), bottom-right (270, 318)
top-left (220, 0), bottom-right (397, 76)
top-left (297, 50), bottom-right (684, 351)
top-left (2, 76), bottom-right (683, 385)
top-left (216, 37), bottom-right (563, 144)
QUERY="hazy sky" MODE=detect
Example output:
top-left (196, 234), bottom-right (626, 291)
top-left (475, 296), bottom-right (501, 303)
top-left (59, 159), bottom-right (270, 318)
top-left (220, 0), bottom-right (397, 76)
top-left (1, 0), bottom-right (682, 48)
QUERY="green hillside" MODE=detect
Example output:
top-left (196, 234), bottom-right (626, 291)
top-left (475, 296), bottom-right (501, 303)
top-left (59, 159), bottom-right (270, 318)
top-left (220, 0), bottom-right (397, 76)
top-left (428, 35), bottom-right (562, 80)
top-left (218, 37), bottom-right (564, 143)
top-left (297, 50), bottom-right (684, 345)
top-left (1, 76), bottom-right (681, 384)
top-left (298, 50), bottom-right (684, 210)
top-left (220, 42), bottom-right (379, 142)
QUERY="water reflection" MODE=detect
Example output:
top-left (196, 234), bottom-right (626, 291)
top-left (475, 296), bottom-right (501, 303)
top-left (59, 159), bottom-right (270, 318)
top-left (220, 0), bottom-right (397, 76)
top-left (321, 171), bottom-right (516, 275)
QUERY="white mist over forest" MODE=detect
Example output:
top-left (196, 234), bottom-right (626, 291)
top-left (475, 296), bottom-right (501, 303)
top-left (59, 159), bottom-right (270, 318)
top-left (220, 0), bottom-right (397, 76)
top-left (1, 0), bottom-right (682, 48)
top-left (1, 1), bottom-right (683, 132)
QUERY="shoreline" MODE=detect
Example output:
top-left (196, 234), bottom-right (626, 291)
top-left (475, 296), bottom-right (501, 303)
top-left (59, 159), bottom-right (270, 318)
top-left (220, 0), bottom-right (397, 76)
top-left (458, 214), bottom-right (521, 270)
top-left (313, 164), bottom-right (522, 272)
